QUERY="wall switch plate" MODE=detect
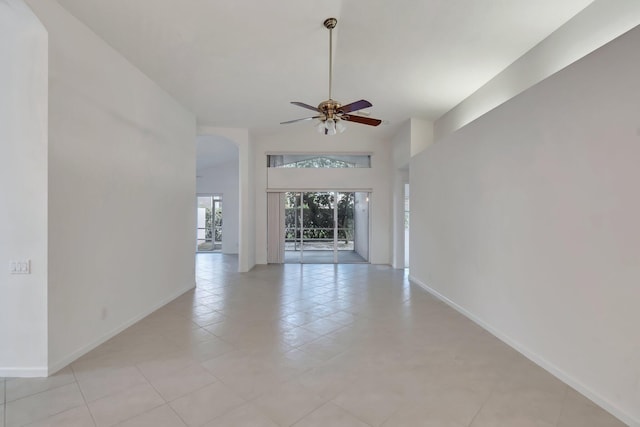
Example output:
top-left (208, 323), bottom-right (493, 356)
top-left (10, 260), bottom-right (31, 274)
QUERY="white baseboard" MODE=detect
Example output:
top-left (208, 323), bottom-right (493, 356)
top-left (47, 283), bottom-right (196, 375)
top-left (408, 274), bottom-right (639, 427)
top-left (0, 366), bottom-right (49, 378)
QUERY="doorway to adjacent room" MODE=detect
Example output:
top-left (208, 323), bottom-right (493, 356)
top-left (196, 194), bottom-right (222, 252)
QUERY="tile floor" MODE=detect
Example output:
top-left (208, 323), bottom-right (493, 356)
top-left (283, 250), bottom-right (367, 264)
top-left (0, 254), bottom-right (626, 426)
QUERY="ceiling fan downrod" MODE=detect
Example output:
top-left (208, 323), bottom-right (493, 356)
top-left (324, 18), bottom-right (337, 101)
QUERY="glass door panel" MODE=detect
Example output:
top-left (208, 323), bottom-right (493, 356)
top-left (336, 192), bottom-right (354, 253)
top-left (301, 192), bottom-right (335, 263)
top-left (284, 192), bottom-right (302, 263)
top-left (282, 191), bottom-right (369, 264)
top-left (196, 195), bottom-right (222, 252)
top-left (197, 196), bottom-right (213, 251)
top-left (212, 195), bottom-right (222, 251)
top-left (336, 192), bottom-right (369, 263)
top-left (349, 192), bottom-right (369, 263)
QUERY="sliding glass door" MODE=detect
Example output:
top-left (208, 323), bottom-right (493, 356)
top-left (282, 191), bottom-right (369, 263)
top-left (196, 195), bottom-right (222, 252)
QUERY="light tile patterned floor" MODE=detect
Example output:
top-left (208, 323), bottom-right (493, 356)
top-left (0, 254), bottom-right (626, 426)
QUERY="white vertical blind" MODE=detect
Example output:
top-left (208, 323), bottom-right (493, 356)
top-left (266, 192), bottom-right (285, 263)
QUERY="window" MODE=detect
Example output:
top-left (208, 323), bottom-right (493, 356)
top-left (267, 154), bottom-right (371, 168)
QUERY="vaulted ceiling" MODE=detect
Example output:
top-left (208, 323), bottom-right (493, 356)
top-left (55, 0), bottom-right (595, 136)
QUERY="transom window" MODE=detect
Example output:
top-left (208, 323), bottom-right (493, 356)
top-left (267, 154), bottom-right (371, 168)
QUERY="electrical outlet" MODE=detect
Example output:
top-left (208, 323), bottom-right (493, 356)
top-left (10, 260), bottom-right (31, 274)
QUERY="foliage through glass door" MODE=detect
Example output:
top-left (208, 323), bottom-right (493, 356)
top-left (197, 195), bottom-right (222, 252)
top-left (283, 191), bottom-right (368, 263)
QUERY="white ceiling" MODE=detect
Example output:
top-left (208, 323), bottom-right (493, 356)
top-left (56, 0), bottom-right (595, 136)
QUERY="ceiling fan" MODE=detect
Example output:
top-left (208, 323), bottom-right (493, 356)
top-left (280, 17), bottom-right (382, 135)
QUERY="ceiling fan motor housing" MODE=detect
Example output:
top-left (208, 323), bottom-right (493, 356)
top-left (318, 99), bottom-right (341, 120)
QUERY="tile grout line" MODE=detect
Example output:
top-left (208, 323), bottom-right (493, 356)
top-left (136, 362), bottom-right (231, 427)
top-left (553, 386), bottom-right (571, 427)
top-left (129, 363), bottom-right (189, 426)
top-left (466, 387), bottom-right (497, 427)
top-left (286, 399), bottom-right (337, 427)
top-left (163, 401), bottom-right (189, 426)
top-left (19, 391), bottom-right (88, 426)
top-left (330, 399), bottom-right (376, 427)
top-left (3, 377), bottom-right (86, 426)
top-left (3, 379), bottom-right (67, 404)
top-left (378, 398), bottom-right (404, 427)
top-left (70, 364), bottom-right (98, 427)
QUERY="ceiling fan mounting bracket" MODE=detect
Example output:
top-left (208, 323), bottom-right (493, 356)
top-left (323, 18), bottom-right (337, 30)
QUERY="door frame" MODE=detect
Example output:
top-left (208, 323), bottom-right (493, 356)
top-left (196, 193), bottom-right (223, 253)
top-left (277, 190), bottom-right (370, 264)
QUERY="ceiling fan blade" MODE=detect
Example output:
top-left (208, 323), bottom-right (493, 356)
top-left (342, 114), bottom-right (382, 126)
top-left (291, 102), bottom-right (320, 112)
top-left (338, 99), bottom-right (373, 114)
top-left (280, 116), bottom-right (322, 125)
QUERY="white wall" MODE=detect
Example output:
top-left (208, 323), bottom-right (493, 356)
top-left (391, 120), bottom-right (411, 170)
top-left (410, 26), bottom-right (640, 425)
top-left (267, 168), bottom-right (377, 191)
top-left (240, 134), bottom-right (256, 271)
top-left (403, 183), bottom-right (409, 268)
top-left (0, 0), bottom-right (49, 376)
top-left (254, 125), bottom-right (392, 265)
top-left (25, 0), bottom-right (197, 372)
top-left (409, 118), bottom-right (433, 157)
top-left (390, 118), bottom-right (433, 269)
top-left (197, 161), bottom-right (239, 254)
top-left (391, 121), bottom-right (411, 269)
top-left (435, 0), bottom-right (640, 140)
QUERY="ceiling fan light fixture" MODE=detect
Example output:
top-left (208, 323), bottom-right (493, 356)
top-left (325, 118), bottom-right (337, 136)
top-left (336, 119), bottom-right (346, 133)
